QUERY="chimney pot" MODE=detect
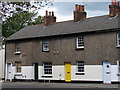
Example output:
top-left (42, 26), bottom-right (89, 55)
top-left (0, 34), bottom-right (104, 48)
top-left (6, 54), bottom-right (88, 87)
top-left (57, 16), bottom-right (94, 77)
top-left (81, 5), bottom-right (84, 11)
top-left (74, 4), bottom-right (86, 22)
top-left (52, 11), bottom-right (54, 16)
top-left (112, 0), bottom-right (116, 5)
top-left (75, 4), bottom-right (79, 10)
top-left (109, 0), bottom-right (120, 17)
top-left (49, 12), bottom-right (51, 16)
top-left (44, 11), bottom-right (56, 26)
top-left (79, 5), bottom-right (81, 10)
top-left (46, 10), bottom-right (48, 16)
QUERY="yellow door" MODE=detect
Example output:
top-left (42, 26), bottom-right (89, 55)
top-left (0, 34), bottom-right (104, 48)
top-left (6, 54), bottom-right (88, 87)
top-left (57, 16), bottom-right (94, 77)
top-left (65, 62), bottom-right (71, 82)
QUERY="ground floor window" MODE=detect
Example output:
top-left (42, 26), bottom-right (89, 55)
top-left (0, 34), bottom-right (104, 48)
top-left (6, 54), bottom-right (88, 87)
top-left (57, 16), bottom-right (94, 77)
top-left (77, 61), bottom-right (84, 72)
top-left (15, 61), bottom-right (21, 73)
top-left (43, 62), bottom-right (52, 75)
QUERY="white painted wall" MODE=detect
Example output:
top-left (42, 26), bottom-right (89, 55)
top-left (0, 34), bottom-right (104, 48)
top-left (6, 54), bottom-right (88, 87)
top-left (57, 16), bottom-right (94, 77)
top-left (7, 65), bottom-right (119, 82)
top-left (39, 66), bottom-right (65, 80)
top-left (111, 65), bottom-right (118, 82)
top-left (72, 65), bottom-right (102, 81)
top-left (39, 65), bottom-right (102, 81)
top-left (11, 66), bottom-right (34, 80)
top-left (0, 47), bottom-right (5, 79)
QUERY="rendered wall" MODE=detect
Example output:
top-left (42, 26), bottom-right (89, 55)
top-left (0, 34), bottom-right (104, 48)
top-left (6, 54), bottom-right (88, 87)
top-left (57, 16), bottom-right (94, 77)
top-left (7, 65), bottom-right (119, 82)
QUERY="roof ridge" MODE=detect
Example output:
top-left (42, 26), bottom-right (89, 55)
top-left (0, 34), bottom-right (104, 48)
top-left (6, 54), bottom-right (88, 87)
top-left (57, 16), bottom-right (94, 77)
top-left (51, 14), bottom-right (109, 24)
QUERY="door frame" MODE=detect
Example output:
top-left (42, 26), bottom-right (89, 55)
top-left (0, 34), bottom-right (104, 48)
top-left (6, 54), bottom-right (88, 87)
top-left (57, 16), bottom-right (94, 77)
top-left (65, 62), bottom-right (71, 82)
top-left (102, 61), bottom-right (111, 84)
top-left (6, 63), bottom-right (12, 81)
top-left (33, 63), bottom-right (38, 80)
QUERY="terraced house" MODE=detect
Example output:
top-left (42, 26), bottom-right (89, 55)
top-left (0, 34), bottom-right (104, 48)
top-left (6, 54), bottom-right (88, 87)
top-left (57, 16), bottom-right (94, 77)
top-left (5, 1), bottom-right (120, 84)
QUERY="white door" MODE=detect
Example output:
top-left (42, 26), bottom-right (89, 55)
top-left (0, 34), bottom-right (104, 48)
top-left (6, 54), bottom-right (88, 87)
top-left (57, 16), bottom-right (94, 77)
top-left (7, 63), bottom-right (12, 80)
top-left (103, 61), bottom-right (111, 84)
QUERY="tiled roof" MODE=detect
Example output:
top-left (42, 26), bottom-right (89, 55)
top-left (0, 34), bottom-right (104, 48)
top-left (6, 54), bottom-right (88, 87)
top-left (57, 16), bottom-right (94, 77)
top-left (7, 15), bottom-right (120, 41)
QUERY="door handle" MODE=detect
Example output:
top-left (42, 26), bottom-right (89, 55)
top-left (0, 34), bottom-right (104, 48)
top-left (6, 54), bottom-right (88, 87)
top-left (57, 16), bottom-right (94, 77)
top-left (67, 72), bottom-right (70, 73)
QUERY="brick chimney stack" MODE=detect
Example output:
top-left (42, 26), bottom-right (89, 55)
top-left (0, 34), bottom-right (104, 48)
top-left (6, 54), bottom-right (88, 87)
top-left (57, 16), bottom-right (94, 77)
top-left (73, 4), bottom-right (87, 22)
top-left (109, 0), bottom-right (120, 17)
top-left (44, 10), bottom-right (56, 26)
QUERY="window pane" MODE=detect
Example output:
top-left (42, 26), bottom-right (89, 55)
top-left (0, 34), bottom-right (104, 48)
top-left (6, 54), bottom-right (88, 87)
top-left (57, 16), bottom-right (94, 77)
top-left (119, 40), bottom-right (120, 46)
top-left (118, 34), bottom-right (120, 39)
top-left (43, 41), bottom-right (49, 51)
top-left (15, 43), bottom-right (21, 52)
top-left (43, 62), bottom-right (52, 75)
top-left (16, 62), bottom-right (21, 73)
top-left (77, 61), bottom-right (84, 72)
top-left (77, 36), bottom-right (84, 48)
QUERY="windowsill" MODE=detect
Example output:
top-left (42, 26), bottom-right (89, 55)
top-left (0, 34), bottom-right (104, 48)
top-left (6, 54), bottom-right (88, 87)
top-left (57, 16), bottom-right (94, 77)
top-left (14, 73), bottom-right (22, 76)
top-left (14, 51), bottom-right (21, 55)
top-left (42, 75), bottom-right (52, 78)
top-left (76, 47), bottom-right (84, 50)
top-left (116, 46), bottom-right (120, 48)
top-left (75, 72), bottom-right (85, 75)
top-left (42, 50), bottom-right (50, 52)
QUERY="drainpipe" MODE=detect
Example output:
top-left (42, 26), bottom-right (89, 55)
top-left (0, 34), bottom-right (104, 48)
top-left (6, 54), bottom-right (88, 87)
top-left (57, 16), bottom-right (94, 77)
top-left (4, 40), bottom-right (7, 81)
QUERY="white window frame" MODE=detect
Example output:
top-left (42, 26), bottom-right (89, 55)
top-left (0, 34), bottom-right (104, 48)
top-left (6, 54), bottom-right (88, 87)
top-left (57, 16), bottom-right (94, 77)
top-left (42, 40), bottom-right (50, 52)
top-left (76, 36), bottom-right (84, 49)
top-left (42, 62), bottom-right (52, 76)
top-left (77, 61), bottom-right (85, 73)
top-left (15, 43), bottom-right (21, 54)
top-left (117, 34), bottom-right (120, 47)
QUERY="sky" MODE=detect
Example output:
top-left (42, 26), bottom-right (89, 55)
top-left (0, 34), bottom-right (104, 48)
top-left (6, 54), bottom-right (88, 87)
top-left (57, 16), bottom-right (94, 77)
top-left (36, 2), bottom-right (111, 22)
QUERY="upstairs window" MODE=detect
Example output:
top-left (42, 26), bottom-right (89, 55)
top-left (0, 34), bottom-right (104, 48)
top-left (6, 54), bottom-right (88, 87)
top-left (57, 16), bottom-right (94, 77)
top-left (15, 43), bottom-right (21, 54)
top-left (15, 61), bottom-right (21, 73)
top-left (42, 41), bottom-right (49, 52)
top-left (43, 62), bottom-right (52, 75)
top-left (77, 61), bottom-right (84, 72)
top-left (76, 36), bottom-right (84, 49)
top-left (117, 34), bottom-right (120, 46)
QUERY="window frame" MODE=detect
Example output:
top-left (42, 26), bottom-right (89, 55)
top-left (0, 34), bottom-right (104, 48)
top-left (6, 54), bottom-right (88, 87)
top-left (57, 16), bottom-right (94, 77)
top-left (76, 36), bottom-right (84, 49)
top-left (15, 61), bottom-right (22, 73)
top-left (42, 62), bottom-right (52, 76)
top-left (117, 34), bottom-right (120, 47)
top-left (76, 61), bottom-right (85, 73)
top-left (15, 43), bottom-right (21, 54)
top-left (42, 40), bottom-right (50, 52)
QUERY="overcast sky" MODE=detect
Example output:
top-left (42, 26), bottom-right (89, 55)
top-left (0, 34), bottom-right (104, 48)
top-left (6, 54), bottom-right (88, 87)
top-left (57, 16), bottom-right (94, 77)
top-left (37, 2), bottom-right (111, 22)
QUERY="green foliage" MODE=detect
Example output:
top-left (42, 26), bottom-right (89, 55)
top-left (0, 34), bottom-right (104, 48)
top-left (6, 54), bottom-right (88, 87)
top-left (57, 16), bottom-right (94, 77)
top-left (2, 11), bottom-right (44, 38)
top-left (31, 16), bottom-right (44, 25)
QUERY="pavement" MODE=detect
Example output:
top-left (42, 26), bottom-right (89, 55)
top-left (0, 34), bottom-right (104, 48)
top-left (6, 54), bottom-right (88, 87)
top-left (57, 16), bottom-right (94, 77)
top-left (1, 81), bottom-right (119, 89)
top-left (0, 80), bottom-right (3, 90)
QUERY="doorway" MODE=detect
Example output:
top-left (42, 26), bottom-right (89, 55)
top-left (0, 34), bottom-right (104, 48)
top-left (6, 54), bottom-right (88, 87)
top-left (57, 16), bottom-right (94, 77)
top-left (103, 61), bottom-right (111, 84)
top-left (65, 62), bottom-right (71, 82)
top-left (34, 63), bottom-right (38, 80)
top-left (7, 63), bottom-right (12, 81)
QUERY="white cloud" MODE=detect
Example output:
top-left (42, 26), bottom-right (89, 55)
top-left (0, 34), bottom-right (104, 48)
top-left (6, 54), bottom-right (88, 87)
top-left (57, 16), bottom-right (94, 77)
top-left (37, 6), bottom-right (73, 22)
top-left (86, 10), bottom-right (109, 17)
top-left (56, 14), bottom-right (73, 22)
